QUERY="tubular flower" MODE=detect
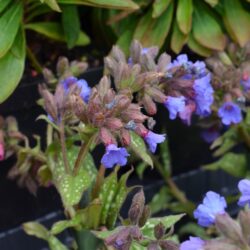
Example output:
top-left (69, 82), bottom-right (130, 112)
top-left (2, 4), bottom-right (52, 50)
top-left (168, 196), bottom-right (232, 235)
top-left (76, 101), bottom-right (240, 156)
top-left (101, 144), bottom-right (130, 169)
top-left (218, 102), bottom-right (242, 125)
top-left (144, 131), bottom-right (166, 153)
top-left (238, 179), bottom-right (250, 207)
top-left (193, 191), bottom-right (227, 227)
top-left (180, 237), bottom-right (205, 250)
top-left (164, 96), bottom-right (186, 120)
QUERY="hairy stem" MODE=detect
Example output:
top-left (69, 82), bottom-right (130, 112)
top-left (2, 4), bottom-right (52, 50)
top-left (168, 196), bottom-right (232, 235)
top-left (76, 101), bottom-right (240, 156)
top-left (26, 46), bottom-right (43, 73)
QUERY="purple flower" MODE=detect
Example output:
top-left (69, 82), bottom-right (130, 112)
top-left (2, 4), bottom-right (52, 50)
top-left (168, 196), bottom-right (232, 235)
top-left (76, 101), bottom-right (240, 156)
top-left (193, 191), bottom-right (227, 227)
top-left (179, 103), bottom-right (196, 125)
top-left (101, 144), bottom-right (129, 169)
top-left (241, 74), bottom-right (250, 92)
top-left (76, 79), bottom-right (91, 103)
top-left (180, 237), bottom-right (205, 250)
top-left (218, 102), bottom-right (242, 125)
top-left (167, 54), bottom-right (191, 70)
top-left (164, 96), bottom-right (186, 120)
top-left (193, 74), bottom-right (214, 117)
top-left (128, 47), bottom-right (149, 64)
top-left (238, 179), bottom-right (250, 207)
top-left (201, 128), bottom-right (220, 144)
top-left (144, 131), bottom-right (166, 153)
top-left (193, 61), bottom-right (207, 78)
top-left (61, 76), bottom-right (91, 102)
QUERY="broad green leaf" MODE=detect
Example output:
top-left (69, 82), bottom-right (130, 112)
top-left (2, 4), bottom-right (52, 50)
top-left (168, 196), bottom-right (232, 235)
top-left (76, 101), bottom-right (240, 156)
top-left (25, 22), bottom-right (90, 46)
top-left (107, 169), bottom-right (133, 228)
top-left (171, 19), bottom-right (188, 54)
top-left (187, 33), bottom-right (212, 57)
top-left (136, 162), bottom-right (147, 179)
top-left (99, 170), bottom-right (118, 225)
top-left (223, 0), bottom-right (250, 47)
top-left (40, 0), bottom-right (61, 12)
top-left (141, 214), bottom-right (185, 239)
top-left (0, 0), bottom-right (12, 13)
top-left (152, 0), bottom-right (172, 18)
top-left (203, 153), bottom-right (247, 177)
top-left (23, 222), bottom-right (49, 240)
top-left (130, 242), bottom-right (146, 250)
top-left (0, 1), bottom-right (23, 57)
top-left (204, 0), bottom-right (219, 7)
top-left (176, 0), bottom-right (193, 34)
top-left (48, 236), bottom-right (68, 250)
top-left (193, 2), bottom-right (226, 50)
top-left (62, 5), bottom-right (80, 49)
top-left (133, 2), bottom-right (173, 48)
top-left (179, 222), bottom-right (209, 239)
top-left (0, 27), bottom-right (25, 103)
top-left (57, 0), bottom-right (139, 10)
top-left (129, 132), bottom-right (153, 167)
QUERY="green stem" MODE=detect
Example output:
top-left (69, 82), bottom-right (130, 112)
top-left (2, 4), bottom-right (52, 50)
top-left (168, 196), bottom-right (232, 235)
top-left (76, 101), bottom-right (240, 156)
top-left (26, 46), bottom-right (43, 73)
top-left (73, 133), bottom-right (97, 176)
top-left (238, 125), bottom-right (250, 151)
top-left (59, 122), bottom-right (70, 174)
top-left (46, 124), bottom-right (53, 147)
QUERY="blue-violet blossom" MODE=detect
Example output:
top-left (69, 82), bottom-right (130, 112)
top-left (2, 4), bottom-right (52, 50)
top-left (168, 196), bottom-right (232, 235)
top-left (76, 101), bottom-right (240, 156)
top-left (144, 131), bottom-right (165, 153)
top-left (238, 179), bottom-right (250, 207)
top-left (201, 128), bottom-right (220, 144)
top-left (101, 144), bottom-right (129, 169)
top-left (193, 74), bottom-right (214, 117)
top-left (218, 102), bottom-right (242, 125)
top-left (180, 237), bottom-right (205, 250)
top-left (193, 191), bottom-right (227, 227)
top-left (164, 96), bottom-right (186, 120)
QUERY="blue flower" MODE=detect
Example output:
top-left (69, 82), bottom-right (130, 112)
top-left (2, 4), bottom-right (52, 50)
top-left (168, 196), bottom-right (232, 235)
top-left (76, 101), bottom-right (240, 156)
top-left (193, 61), bottom-right (207, 78)
top-left (168, 54), bottom-right (192, 70)
top-left (76, 79), bottom-right (91, 103)
top-left (101, 144), bottom-right (130, 169)
top-left (193, 191), bottom-right (227, 227)
top-left (61, 76), bottom-right (91, 103)
top-left (238, 179), bottom-right (250, 207)
top-left (144, 131), bottom-right (166, 153)
top-left (180, 237), bottom-right (205, 250)
top-left (164, 96), bottom-right (186, 120)
top-left (201, 128), bottom-right (220, 144)
top-left (218, 102), bottom-right (242, 125)
top-left (193, 74), bottom-right (214, 117)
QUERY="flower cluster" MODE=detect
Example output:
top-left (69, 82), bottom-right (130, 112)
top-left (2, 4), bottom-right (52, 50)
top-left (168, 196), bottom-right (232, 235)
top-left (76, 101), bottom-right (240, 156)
top-left (181, 178), bottom-right (250, 250)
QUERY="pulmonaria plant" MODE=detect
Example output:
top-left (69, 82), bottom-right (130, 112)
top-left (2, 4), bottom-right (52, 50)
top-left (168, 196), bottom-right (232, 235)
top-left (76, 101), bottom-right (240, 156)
top-left (181, 178), bottom-right (250, 250)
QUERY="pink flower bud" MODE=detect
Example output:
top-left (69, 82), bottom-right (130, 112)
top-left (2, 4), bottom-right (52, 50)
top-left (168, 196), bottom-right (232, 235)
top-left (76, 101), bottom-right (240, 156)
top-left (105, 118), bottom-right (123, 130)
top-left (142, 95), bottom-right (157, 115)
top-left (99, 127), bottom-right (116, 146)
top-left (120, 129), bottom-right (131, 146)
top-left (148, 87), bottom-right (167, 103)
top-left (0, 143), bottom-right (4, 161)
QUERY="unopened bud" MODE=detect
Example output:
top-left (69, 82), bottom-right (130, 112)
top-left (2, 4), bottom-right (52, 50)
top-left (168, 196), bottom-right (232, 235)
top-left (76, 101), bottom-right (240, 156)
top-left (98, 76), bottom-right (111, 95)
top-left (42, 68), bottom-right (57, 84)
top-left (142, 95), bottom-right (157, 115)
top-left (148, 87), bottom-right (167, 103)
top-left (147, 242), bottom-right (160, 250)
top-left (99, 127), bottom-right (116, 146)
top-left (120, 129), bottom-right (131, 146)
top-left (239, 210), bottom-right (250, 243)
top-left (215, 213), bottom-right (246, 247)
top-left (105, 118), bottom-right (123, 130)
top-left (56, 57), bottom-right (69, 76)
top-left (5, 116), bottom-right (18, 133)
top-left (128, 190), bottom-right (145, 225)
top-left (70, 94), bottom-right (87, 122)
top-left (160, 240), bottom-right (179, 250)
top-left (138, 205), bottom-right (151, 227)
top-left (70, 61), bottom-right (88, 76)
top-left (154, 223), bottom-right (165, 240)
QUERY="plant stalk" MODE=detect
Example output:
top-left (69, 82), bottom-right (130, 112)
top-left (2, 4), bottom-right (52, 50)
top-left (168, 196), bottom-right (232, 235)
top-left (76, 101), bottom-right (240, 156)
top-left (59, 122), bottom-right (70, 174)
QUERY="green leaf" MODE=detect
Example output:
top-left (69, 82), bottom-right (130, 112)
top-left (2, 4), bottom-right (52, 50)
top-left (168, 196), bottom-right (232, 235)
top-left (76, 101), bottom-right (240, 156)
top-left (203, 152), bottom-right (247, 177)
top-left (152, 0), bottom-right (172, 18)
top-left (57, 0), bottom-right (139, 10)
top-left (171, 20), bottom-right (188, 55)
top-left (25, 22), bottom-right (90, 46)
top-left (193, 2), bottom-right (226, 50)
top-left (107, 169), bottom-right (133, 228)
top-left (179, 222), bottom-right (209, 239)
top-left (187, 33), bottom-right (212, 57)
top-left (99, 170), bottom-right (118, 225)
top-left (133, 2), bottom-right (173, 47)
top-left (62, 5), bottom-right (80, 49)
top-left (40, 0), bottom-right (61, 12)
top-left (141, 214), bottom-right (185, 239)
top-left (204, 0), bottom-right (219, 7)
top-left (0, 0), bottom-right (12, 13)
top-left (129, 132), bottom-right (153, 167)
top-left (48, 236), bottom-right (68, 250)
top-left (23, 222), bottom-right (49, 240)
top-left (176, 0), bottom-right (193, 34)
top-left (223, 0), bottom-right (250, 47)
top-left (0, 27), bottom-right (25, 103)
top-left (0, 1), bottom-right (23, 57)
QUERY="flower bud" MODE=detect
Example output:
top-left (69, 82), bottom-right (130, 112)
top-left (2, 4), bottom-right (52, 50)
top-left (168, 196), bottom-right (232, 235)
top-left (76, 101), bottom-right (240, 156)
top-left (148, 87), bottom-right (167, 103)
top-left (120, 129), bottom-right (131, 146)
top-left (239, 210), bottom-right (250, 243)
top-left (215, 213), bottom-right (246, 247)
top-left (56, 57), bottom-right (69, 76)
top-left (154, 223), bottom-right (165, 240)
top-left (128, 190), bottom-right (145, 225)
top-left (205, 239), bottom-right (241, 250)
top-left (99, 127), bottom-right (116, 146)
top-left (5, 116), bottom-right (18, 133)
top-left (70, 61), bottom-right (88, 76)
top-left (147, 242), bottom-right (160, 250)
top-left (105, 118), bottom-right (123, 130)
top-left (97, 76), bottom-right (111, 95)
top-left (160, 240), bottom-right (179, 250)
top-left (42, 68), bottom-right (57, 84)
top-left (138, 205), bottom-right (151, 227)
top-left (70, 94), bottom-right (87, 122)
top-left (142, 95), bottom-right (157, 115)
